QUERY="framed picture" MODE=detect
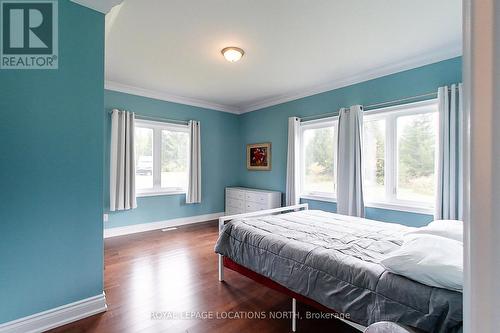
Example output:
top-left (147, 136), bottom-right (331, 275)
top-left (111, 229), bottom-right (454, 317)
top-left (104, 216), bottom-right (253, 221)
top-left (247, 143), bottom-right (272, 171)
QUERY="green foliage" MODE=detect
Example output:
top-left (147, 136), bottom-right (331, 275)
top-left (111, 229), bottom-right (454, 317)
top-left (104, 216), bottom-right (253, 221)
top-left (398, 114), bottom-right (435, 187)
top-left (305, 128), bottom-right (334, 176)
top-left (161, 130), bottom-right (188, 172)
top-left (135, 128), bottom-right (152, 159)
top-left (134, 128), bottom-right (188, 172)
top-left (375, 141), bottom-right (385, 185)
top-left (365, 121), bottom-right (385, 185)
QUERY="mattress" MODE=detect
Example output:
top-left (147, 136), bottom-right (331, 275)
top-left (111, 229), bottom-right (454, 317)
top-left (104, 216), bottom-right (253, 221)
top-left (214, 210), bottom-right (463, 333)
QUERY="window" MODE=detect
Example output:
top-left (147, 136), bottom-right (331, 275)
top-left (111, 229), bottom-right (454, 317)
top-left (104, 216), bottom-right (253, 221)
top-left (135, 127), bottom-right (154, 190)
top-left (363, 117), bottom-right (386, 202)
top-left (135, 120), bottom-right (189, 196)
top-left (363, 100), bottom-right (439, 212)
top-left (300, 118), bottom-right (338, 199)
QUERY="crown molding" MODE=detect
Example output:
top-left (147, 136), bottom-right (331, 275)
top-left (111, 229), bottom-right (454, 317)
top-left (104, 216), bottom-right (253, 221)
top-left (238, 47), bottom-right (462, 113)
top-left (70, 0), bottom-right (123, 14)
top-left (105, 81), bottom-right (241, 114)
top-left (105, 48), bottom-right (461, 116)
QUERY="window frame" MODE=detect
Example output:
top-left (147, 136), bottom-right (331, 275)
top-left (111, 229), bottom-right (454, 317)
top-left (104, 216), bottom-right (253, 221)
top-left (134, 119), bottom-right (190, 197)
top-left (299, 116), bottom-right (339, 201)
top-left (363, 99), bottom-right (439, 214)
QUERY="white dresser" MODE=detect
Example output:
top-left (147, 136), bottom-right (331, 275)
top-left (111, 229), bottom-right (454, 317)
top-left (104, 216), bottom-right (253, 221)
top-left (225, 187), bottom-right (282, 215)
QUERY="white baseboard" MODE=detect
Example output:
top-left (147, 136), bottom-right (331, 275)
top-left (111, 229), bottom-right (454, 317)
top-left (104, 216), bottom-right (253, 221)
top-left (0, 293), bottom-right (107, 333)
top-left (104, 212), bottom-right (224, 238)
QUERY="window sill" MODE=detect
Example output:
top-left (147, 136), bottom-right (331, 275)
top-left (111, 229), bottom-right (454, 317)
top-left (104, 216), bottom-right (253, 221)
top-left (300, 195), bottom-right (433, 215)
top-left (300, 194), bottom-right (336, 203)
top-left (137, 190), bottom-right (186, 197)
top-left (364, 201), bottom-right (434, 215)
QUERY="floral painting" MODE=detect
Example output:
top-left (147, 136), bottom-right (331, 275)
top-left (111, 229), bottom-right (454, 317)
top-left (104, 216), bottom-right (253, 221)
top-left (247, 143), bottom-right (271, 171)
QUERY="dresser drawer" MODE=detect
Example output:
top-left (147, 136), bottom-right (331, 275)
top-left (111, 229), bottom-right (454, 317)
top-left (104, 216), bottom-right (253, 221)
top-left (245, 191), bottom-right (268, 204)
top-left (226, 188), bottom-right (245, 200)
top-left (226, 197), bottom-right (244, 209)
top-left (226, 187), bottom-right (281, 213)
top-left (245, 201), bottom-right (268, 212)
top-left (226, 207), bottom-right (244, 216)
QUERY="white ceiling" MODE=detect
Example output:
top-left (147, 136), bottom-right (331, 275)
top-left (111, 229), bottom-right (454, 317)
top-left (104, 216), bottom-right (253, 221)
top-left (105, 0), bottom-right (462, 114)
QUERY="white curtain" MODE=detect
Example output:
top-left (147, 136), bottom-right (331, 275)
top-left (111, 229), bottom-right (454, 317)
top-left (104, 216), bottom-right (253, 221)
top-left (110, 109), bottom-right (137, 211)
top-left (286, 117), bottom-right (301, 206)
top-left (337, 105), bottom-right (365, 217)
top-left (435, 84), bottom-right (464, 220)
top-left (187, 120), bottom-right (201, 204)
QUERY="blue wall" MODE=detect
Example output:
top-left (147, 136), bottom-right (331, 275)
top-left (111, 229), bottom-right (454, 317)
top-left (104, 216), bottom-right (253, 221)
top-left (104, 90), bottom-right (241, 228)
top-left (0, 1), bottom-right (104, 324)
top-left (299, 199), bottom-right (432, 227)
top-left (105, 58), bottom-right (461, 229)
top-left (0, 0), bottom-right (461, 325)
top-left (240, 57), bottom-right (463, 226)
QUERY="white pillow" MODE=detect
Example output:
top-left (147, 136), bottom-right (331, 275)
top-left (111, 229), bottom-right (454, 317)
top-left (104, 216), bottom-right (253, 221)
top-left (381, 234), bottom-right (463, 291)
top-left (405, 219), bottom-right (463, 242)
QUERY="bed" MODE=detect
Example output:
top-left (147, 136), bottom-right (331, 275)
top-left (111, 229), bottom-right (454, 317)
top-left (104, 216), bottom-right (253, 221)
top-left (214, 205), bottom-right (463, 333)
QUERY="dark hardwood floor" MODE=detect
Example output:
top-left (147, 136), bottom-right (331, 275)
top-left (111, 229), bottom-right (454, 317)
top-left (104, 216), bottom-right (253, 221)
top-left (50, 221), bottom-right (358, 333)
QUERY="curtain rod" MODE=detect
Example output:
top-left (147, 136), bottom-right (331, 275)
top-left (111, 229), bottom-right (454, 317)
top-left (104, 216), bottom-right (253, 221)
top-left (108, 110), bottom-right (190, 125)
top-left (364, 91), bottom-right (437, 110)
top-left (299, 89), bottom-right (448, 122)
top-left (135, 114), bottom-right (190, 125)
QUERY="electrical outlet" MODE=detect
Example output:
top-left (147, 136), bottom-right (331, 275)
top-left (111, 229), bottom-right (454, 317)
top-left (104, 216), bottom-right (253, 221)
top-left (103, 214), bottom-right (109, 222)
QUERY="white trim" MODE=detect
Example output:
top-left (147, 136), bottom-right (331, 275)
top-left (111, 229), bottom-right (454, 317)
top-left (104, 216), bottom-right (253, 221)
top-left (0, 293), bottom-right (106, 333)
top-left (135, 118), bottom-right (189, 129)
top-left (105, 52), bottom-right (460, 115)
top-left (134, 119), bottom-right (190, 196)
top-left (70, 0), bottom-right (122, 14)
top-left (463, 0), bottom-right (500, 331)
top-left (364, 201), bottom-right (434, 215)
top-left (462, 0), bottom-right (472, 332)
top-left (105, 81), bottom-right (241, 114)
top-left (298, 99), bottom-right (438, 216)
top-left (104, 212), bottom-right (224, 238)
top-left (136, 190), bottom-right (185, 197)
top-left (240, 49), bottom-right (461, 113)
top-left (301, 116), bottom-right (339, 126)
top-left (300, 118), bottom-right (338, 129)
top-left (299, 195), bottom-right (433, 215)
top-left (299, 118), bottom-right (339, 200)
top-left (300, 194), bottom-right (336, 203)
top-left (363, 100), bottom-right (439, 212)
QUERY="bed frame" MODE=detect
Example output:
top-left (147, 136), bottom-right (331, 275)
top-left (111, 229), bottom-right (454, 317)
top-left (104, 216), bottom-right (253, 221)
top-left (217, 204), bottom-right (366, 332)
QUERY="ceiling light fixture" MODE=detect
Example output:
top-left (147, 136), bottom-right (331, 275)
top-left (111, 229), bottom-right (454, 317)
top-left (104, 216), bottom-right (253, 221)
top-left (221, 47), bottom-right (244, 63)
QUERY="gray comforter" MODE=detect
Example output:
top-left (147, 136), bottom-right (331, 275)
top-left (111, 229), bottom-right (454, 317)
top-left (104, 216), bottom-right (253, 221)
top-left (214, 210), bottom-right (462, 333)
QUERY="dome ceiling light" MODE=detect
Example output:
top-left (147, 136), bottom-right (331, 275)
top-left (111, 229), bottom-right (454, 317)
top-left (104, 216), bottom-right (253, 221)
top-left (221, 47), bottom-right (244, 63)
